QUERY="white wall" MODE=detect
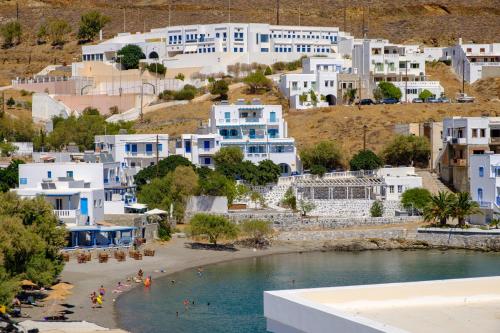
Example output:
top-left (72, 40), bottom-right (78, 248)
top-left (19, 163), bottom-right (104, 189)
top-left (32, 93), bottom-right (72, 123)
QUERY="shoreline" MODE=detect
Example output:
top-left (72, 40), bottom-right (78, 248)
top-left (24, 224), bottom-right (499, 331)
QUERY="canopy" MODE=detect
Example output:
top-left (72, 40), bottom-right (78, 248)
top-left (51, 282), bottom-right (74, 291)
top-left (145, 208), bottom-right (167, 215)
top-left (21, 280), bottom-right (37, 287)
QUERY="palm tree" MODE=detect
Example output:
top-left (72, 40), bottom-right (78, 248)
top-left (451, 192), bottom-right (482, 228)
top-left (423, 191), bottom-right (455, 227)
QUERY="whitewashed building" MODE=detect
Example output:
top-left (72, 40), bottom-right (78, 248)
top-left (279, 57), bottom-right (356, 109)
top-left (82, 23), bottom-right (353, 74)
top-left (469, 152), bottom-right (500, 224)
top-left (443, 39), bottom-right (500, 83)
top-left (94, 134), bottom-right (169, 182)
top-left (176, 101), bottom-right (299, 175)
top-left (353, 39), bottom-right (443, 102)
top-left (14, 163), bottom-right (107, 226)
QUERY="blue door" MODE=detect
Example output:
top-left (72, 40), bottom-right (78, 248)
top-left (477, 188), bottom-right (483, 203)
top-left (204, 140), bottom-right (210, 149)
top-left (249, 129), bottom-right (256, 139)
top-left (270, 112), bottom-right (276, 122)
top-left (80, 198), bottom-right (88, 215)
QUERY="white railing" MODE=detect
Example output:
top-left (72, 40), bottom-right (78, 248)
top-left (278, 170), bottom-right (376, 186)
top-left (53, 210), bottom-right (78, 219)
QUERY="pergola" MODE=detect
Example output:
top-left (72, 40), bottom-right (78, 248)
top-left (67, 226), bottom-right (136, 249)
top-left (295, 177), bottom-right (386, 200)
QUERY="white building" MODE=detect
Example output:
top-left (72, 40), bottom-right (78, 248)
top-left (94, 134), bottom-right (169, 181)
top-left (353, 39), bottom-right (443, 102)
top-left (264, 276), bottom-right (500, 333)
top-left (443, 39), bottom-right (500, 83)
top-left (279, 57), bottom-right (356, 109)
top-left (176, 101), bottom-right (299, 175)
top-left (11, 142), bottom-right (33, 157)
top-left (14, 163), bottom-right (107, 226)
top-left (469, 152), bottom-right (500, 224)
top-left (175, 133), bottom-right (222, 168)
top-left (82, 23), bottom-right (353, 74)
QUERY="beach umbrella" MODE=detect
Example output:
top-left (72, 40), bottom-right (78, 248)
top-left (45, 289), bottom-right (71, 301)
top-left (51, 282), bottom-right (74, 291)
top-left (21, 280), bottom-right (37, 287)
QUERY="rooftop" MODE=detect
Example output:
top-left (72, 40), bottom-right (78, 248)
top-left (265, 276), bottom-right (500, 333)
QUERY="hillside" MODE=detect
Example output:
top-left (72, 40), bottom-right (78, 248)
top-left (0, 0), bottom-right (500, 85)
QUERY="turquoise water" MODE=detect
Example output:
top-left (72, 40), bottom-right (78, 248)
top-left (116, 250), bottom-right (500, 333)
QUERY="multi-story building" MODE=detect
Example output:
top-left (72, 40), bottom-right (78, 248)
top-left (176, 101), bottom-right (299, 175)
top-left (82, 23), bottom-right (353, 74)
top-left (14, 163), bottom-right (107, 226)
top-left (443, 39), bottom-right (500, 84)
top-left (469, 152), bottom-right (500, 224)
top-left (353, 39), bottom-right (443, 102)
top-left (439, 117), bottom-right (500, 192)
top-left (94, 134), bottom-right (169, 182)
top-left (279, 57), bottom-right (363, 109)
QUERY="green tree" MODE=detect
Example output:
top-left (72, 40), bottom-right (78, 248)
top-left (372, 87), bottom-right (383, 102)
top-left (210, 79), bottom-right (229, 100)
top-left (6, 97), bottom-right (15, 108)
top-left (451, 192), bottom-right (482, 228)
top-left (299, 200), bottom-right (316, 216)
top-left (249, 191), bottom-right (265, 208)
top-left (378, 81), bottom-right (402, 100)
top-left (189, 213), bottom-right (239, 246)
top-left (240, 219), bottom-right (272, 245)
top-left (281, 187), bottom-right (297, 210)
top-left (349, 149), bottom-right (383, 171)
top-left (300, 141), bottom-right (344, 172)
top-left (423, 191), bottom-right (455, 226)
top-left (175, 73), bottom-right (185, 81)
top-left (0, 21), bottom-right (22, 48)
top-left (47, 18), bottom-right (71, 47)
top-left (418, 89), bottom-right (434, 100)
top-left (255, 159), bottom-right (281, 185)
top-left (134, 155), bottom-right (193, 188)
top-left (264, 66), bottom-right (273, 75)
top-left (0, 160), bottom-right (24, 192)
top-left (382, 135), bottom-right (430, 167)
top-left (174, 84), bottom-right (197, 100)
top-left (370, 200), bottom-right (384, 217)
top-left (344, 88), bottom-right (357, 104)
top-left (147, 63), bottom-right (166, 75)
top-left (36, 22), bottom-right (48, 44)
top-left (401, 188), bottom-right (432, 213)
top-left (310, 164), bottom-right (327, 176)
top-left (77, 10), bottom-right (111, 42)
top-left (198, 170), bottom-right (237, 204)
top-left (0, 141), bottom-right (17, 157)
top-left (214, 147), bottom-right (244, 178)
top-left (243, 70), bottom-right (272, 94)
top-left (117, 44), bottom-right (145, 70)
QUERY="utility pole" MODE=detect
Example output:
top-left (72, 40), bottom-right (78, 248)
top-left (343, 1), bottom-right (347, 31)
top-left (228, 0), bottom-right (231, 23)
top-left (298, 5), bottom-right (301, 26)
top-left (276, 0), bottom-right (280, 25)
top-left (140, 82), bottom-right (144, 122)
top-left (168, 4), bottom-right (172, 27)
top-left (363, 125), bottom-right (368, 151)
top-left (16, 1), bottom-right (19, 21)
top-left (462, 57), bottom-right (465, 94)
top-left (0, 92), bottom-right (4, 116)
top-left (123, 8), bottom-right (126, 32)
top-left (156, 134), bottom-right (159, 177)
top-left (405, 60), bottom-right (408, 103)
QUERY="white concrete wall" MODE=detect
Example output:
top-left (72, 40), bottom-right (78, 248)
top-left (18, 163), bottom-right (104, 189)
top-left (32, 93), bottom-right (72, 123)
top-left (391, 81), bottom-right (444, 101)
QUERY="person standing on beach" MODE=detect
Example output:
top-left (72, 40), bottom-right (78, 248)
top-left (99, 285), bottom-right (106, 298)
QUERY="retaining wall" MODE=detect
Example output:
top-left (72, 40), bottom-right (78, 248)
top-left (276, 228), bottom-right (413, 242)
top-left (416, 228), bottom-right (500, 250)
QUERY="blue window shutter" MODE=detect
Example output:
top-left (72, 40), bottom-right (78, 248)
top-left (479, 166), bottom-right (484, 177)
top-left (131, 144), bottom-right (137, 153)
top-left (20, 178), bottom-right (27, 185)
top-left (125, 144), bottom-right (130, 152)
top-left (158, 144), bottom-right (163, 151)
top-left (47, 171), bottom-right (52, 179)
top-left (146, 144), bottom-right (153, 152)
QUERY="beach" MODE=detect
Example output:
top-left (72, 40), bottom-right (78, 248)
top-left (51, 238), bottom-right (318, 329)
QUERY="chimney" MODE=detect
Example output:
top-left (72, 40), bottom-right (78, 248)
top-left (458, 37), bottom-right (462, 45)
top-left (99, 29), bottom-right (103, 41)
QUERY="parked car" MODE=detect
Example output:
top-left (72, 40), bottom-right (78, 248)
top-left (382, 98), bottom-right (399, 104)
top-left (439, 97), bottom-right (451, 103)
top-left (426, 97), bottom-right (440, 103)
top-left (456, 93), bottom-right (475, 103)
top-left (356, 98), bottom-right (375, 105)
top-left (412, 98), bottom-right (424, 103)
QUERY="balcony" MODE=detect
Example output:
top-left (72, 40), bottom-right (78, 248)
top-left (490, 137), bottom-right (500, 144)
top-left (54, 209), bottom-right (78, 219)
top-left (478, 201), bottom-right (492, 209)
top-left (198, 147), bottom-right (217, 155)
top-left (244, 117), bottom-right (261, 123)
top-left (450, 137), bottom-right (467, 145)
top-left (451, 158), bottom-right (467, 167)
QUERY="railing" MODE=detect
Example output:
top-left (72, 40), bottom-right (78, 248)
top-left (451, 158), bottom-right (467, 167)
top-left (490, 137), bottom-right (500, 144)
top-left (244, 117), bottom-right (261, 123)
top-left (53, 210), bottom-right (78, 219)
top-left (278, 170), bottom-right (376, 185)
top-left (478, 201), bottom-right (492, 208)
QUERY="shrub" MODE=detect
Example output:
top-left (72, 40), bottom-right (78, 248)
top-left (300, 141), bottom-right (344, 172)
top-left (310, 164), bottom-right (327, 176)
top-left (0, 21), bottom-right (22, 48)
top-left (370, 200), bottom-right (384, 217)
top-left (349, 150), bottom-right (383, 171)
top-left (6, 97), bottom-right (15, 108)
top-left (47, 18), bottom-right (71, 47)
top-left (299, 200), bottom-right (316, 216)
top-left (189, 213), bottom-right (239, 246)
top-left (418, 89), bottom-right (434, 100)
top-left (378, 81), bottom-right (402, 100)
top-left (401, 188), bottom-right (432, 213)
top-left (159, 90), bottom-right (175, 101)
top-left (77, 10), bottom-right (110, 42)
top-left (243, 70), bottom-right (272, 94)
top-left (281, 187), bottom-right (297, 210)
top-left (210, 79), bottom-right (229, 100)
top-left (117, 44), bottom-right (145, 70)
top-left (175, 73), bottom-right (185, 81)
top-left (147, 63), bottom-right (166, 75)
top-left (272, 62), bottom-right (286, 71)
top-left (264, 66), bottom-right (272, 75)
top-left (240, 219), bottom-right (272, 245)
top-left (20, 89), bottom-right (30, 97)
top-left (173, 84), bottom-right (197, 100)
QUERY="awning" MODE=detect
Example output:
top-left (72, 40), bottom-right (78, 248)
top-left (126, 203), bottom-right (148, 210)
top-left (145, 208), bottom-right (168, 215)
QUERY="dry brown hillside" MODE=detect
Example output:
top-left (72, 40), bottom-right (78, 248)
top-left (0, 0), bottom-right (500, 85)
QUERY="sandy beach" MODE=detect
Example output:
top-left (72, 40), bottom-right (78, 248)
top-left (44, 238), bottom-right (318, 330)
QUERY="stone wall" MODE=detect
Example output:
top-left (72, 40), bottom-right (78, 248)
top-left (415, 228), bottom-right (500, 250)
top-left (309, 200), bottom-right (402, 217)
top-left (276, 228), bottom-right (413, 241)
top-left (104, 214), bottom-right (158, 241)
top-left (225, 211), bottom-right (420, 230)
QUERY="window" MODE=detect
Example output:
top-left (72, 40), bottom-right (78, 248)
top-left (479, 166), bottom-right (484, 177)
top-left (220, 129), bottom-right (228, 137)
top-left (397, 185), bottom-right (403, 193)
top-left (389, 185), bottom-right (395, 193)
top-left (185, 141), bottom-right (192, 153)
top-left (99, 199), bottom-right (102, 207)
top-left (234, 47), bottom-right (238, 52)
top-left (410, 63), bottom-right (419, 69)
top-left (158, 144), bottom-right (163, 151)
top-left (47, 171), bottom-right (52, 179)
top-left (204, 141), bottom-right (210, 149)
top-left (478, 188), bottom-right (483, 201)
top-left (146, 143), bottom-right (153, 154)
top-left (131, 144), bottom-right (137, 153)
top-left (204, 157), bottom-right (211, 165)
top-left (94, 200), bottom-right (97, 208)
top-left (260, 48), bottom-right (269, 52)
top-left (20, 178), bottom-right (27, 185)
top-left (466, 48), bottom-right (472, 53)
top-left (480, 48), bottom-right (485, 53)
top-left (125, 144), bottom-right (130, 152)
top-left (303, 82), bottom-right (308, 88)
top-left (472, 129), bottom-right (478, 137)
top-left (240, 48), bottom-right (243, 52)
top-left (480, 129), bottom-right (486, 137)
top-left (260, 34), bottom-right (269, 43)
top-left (66, 171), bottom-right (73, 178)
top-left (292, 82), bottom-right (298, 90)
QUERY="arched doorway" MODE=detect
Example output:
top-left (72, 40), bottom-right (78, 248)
top-left (279, 163), bottom-right (291, 176)
top-left (326, 94), bottom-right (336, 106)
top-left (149, 51), bottom-right (159, 59)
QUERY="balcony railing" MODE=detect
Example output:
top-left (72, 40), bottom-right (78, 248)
top-left (53, 209), bottom-right (78, 219)
top-left (478, 201), bottom-right (492, 209)
top-left (490, 137), bottom-right (500, 144)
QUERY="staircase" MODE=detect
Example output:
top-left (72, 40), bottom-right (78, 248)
top-left (417, 170), bottom-right (453, 194)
